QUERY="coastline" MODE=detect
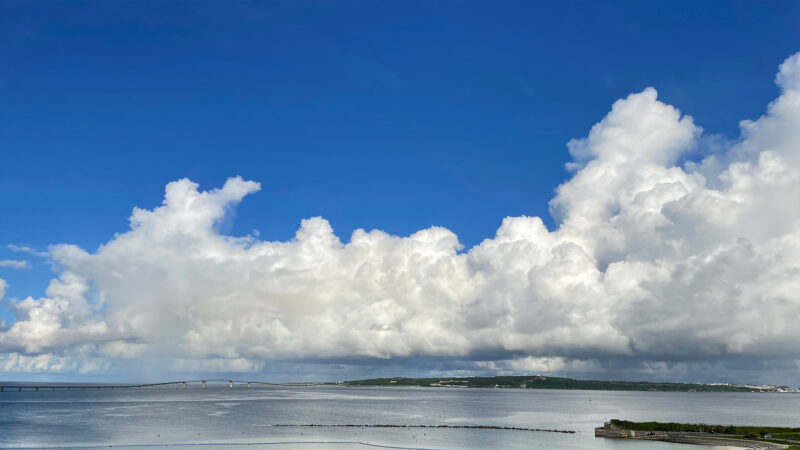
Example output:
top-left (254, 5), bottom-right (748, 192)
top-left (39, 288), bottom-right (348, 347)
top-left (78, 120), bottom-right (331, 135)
top-left (595, 420), bottom-right (800, 450)
top-left (341, 375), bottom-right (800, 393)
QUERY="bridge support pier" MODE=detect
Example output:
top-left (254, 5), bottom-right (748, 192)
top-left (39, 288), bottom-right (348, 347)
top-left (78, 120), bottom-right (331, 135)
top-left (35, 387), bottom-right (39, 392)
top-left (247, 382), bottom-right (251, 388)
top-left (202, 380), bottom-right (206, 389)
top-left (229, 380), bottom-right (234, 388)
top-left (183, 381), bottom-right (187, 389)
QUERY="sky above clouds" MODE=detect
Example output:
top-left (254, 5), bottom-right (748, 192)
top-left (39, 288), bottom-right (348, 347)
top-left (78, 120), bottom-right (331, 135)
top-left (2, 1), bottom-right (800, 384)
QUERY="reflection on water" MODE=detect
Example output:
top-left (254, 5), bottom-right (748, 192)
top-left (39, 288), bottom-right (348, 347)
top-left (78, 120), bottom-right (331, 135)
top-left (1, 385), bottom-right (798, 449)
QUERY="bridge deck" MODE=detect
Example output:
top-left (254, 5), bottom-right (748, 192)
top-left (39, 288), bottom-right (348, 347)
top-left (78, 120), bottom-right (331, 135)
top-left (0, 380), bottom-right (320, 392)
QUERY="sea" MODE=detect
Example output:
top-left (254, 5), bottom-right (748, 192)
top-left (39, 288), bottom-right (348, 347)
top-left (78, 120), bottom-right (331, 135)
top-left (1, 385), bottom-right (798, 449)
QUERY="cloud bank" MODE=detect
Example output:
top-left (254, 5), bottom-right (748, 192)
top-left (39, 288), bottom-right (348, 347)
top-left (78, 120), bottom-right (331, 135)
top-left (3, 53), bottom-right (800, 383)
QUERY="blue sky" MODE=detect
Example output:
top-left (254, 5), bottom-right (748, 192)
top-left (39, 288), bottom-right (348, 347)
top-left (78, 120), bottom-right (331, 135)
top-left (2, 1), bottom-right (800, 383)
top-left (3, 0), bottom-right (798, 299)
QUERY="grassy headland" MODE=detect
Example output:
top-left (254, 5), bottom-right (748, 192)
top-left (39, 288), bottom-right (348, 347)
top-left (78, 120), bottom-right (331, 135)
top-left (608, 419), bottom-right (800, 448)
top-left (610, 419), bottom-right (800, 437)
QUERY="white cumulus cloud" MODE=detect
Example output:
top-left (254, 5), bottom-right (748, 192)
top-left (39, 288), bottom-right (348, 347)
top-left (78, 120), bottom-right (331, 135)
top-left (0, 260), bottom-right (30, 269)
top-left (3, 52), bottom-right (800, 383)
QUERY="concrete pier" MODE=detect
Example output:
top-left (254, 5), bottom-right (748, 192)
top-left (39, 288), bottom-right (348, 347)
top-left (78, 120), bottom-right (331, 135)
top-left (595, 422), bottom-right (789, 449)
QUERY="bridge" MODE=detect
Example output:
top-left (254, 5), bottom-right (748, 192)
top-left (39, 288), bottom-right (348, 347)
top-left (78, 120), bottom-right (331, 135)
top-left (0, 379), bottom-right (321, 392)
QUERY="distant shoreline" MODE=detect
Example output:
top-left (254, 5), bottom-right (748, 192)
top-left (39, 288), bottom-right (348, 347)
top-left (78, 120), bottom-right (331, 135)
top-left (1, 375), bottom-right (797, 394)
top-left (340, 375), bottom-right (800, 393)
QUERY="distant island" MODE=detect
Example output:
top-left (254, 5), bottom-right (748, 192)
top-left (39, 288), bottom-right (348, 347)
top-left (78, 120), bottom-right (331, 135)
top-left (340, 375), bottom-right (799, 393)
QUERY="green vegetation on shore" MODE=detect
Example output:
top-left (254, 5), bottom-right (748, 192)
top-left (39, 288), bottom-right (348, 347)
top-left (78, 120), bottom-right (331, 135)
top-left (342, 375), bottom-right (782, 392)
top-left (609, 419), bottom-right (800, 448)
top-left (610, 419), bottom-right (800, 437)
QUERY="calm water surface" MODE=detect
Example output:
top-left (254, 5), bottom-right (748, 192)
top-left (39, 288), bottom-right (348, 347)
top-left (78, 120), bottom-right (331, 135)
top-left (1, 386), bottom-right (798, 449)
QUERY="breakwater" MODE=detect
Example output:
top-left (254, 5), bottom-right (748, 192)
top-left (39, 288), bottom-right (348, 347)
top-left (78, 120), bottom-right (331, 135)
top-left (275, 424), bottom-right (576, 433)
